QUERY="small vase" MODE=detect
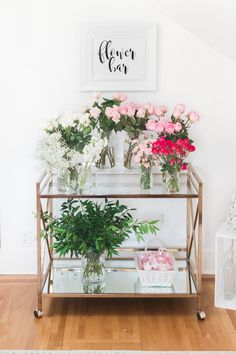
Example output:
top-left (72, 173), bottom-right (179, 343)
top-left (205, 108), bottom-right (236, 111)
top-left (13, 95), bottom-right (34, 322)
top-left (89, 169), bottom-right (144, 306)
top-left (56, 172), bottom-right (69, 193)
top-left (163, 171), bottom-right (180, 193)
top-left (69, 163), bottom-right (91, 193)
top-left (81, 251), bottom-right (105, 284)
top-left (95, 132), bottom-right (115, 169)
top-left (124, 132), bottom-right (139, 169)
top-left (140, 166), bottom-right (153, 190)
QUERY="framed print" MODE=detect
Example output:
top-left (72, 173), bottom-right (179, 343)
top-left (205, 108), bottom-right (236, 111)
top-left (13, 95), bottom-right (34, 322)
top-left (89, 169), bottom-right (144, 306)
top-left (80, 23), bottom-right (157, 91)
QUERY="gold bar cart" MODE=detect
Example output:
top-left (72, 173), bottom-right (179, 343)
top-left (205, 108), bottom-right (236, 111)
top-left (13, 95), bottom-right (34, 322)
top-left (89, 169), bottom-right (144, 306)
top-left (34, 164), bottom-right (205, 320)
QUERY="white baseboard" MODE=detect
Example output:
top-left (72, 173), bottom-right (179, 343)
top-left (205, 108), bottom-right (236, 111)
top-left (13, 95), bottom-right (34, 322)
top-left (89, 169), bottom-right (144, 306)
top-left (0, 248), bottom-right (215, 275)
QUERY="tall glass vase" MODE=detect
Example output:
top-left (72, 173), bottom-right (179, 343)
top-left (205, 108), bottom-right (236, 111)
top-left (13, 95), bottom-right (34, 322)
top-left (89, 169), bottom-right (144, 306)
top-left (95, 132), bottom-right (115, 169)
top-left (69, 163), bottom-right (91, 194)
top-left (163, 170), bottom-right (180, 193)
top-left (124, 132), bottom-right (139, 169)
top-left (81, 251), bottom-right (105, 285)
top-left (140, 166), bottom-right (153, 190)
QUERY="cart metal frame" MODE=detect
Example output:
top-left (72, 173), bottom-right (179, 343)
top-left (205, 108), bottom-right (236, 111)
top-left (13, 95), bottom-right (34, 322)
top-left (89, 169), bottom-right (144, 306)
top-left (34, 164), bottom-right (205, 319)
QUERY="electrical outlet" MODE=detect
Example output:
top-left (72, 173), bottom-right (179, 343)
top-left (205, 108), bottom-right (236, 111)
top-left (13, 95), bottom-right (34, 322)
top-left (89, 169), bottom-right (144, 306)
top-left (157, 210), bottom-right (169, 228)
top-left (22, 231), bottom-right (36, 247)
top-left (22, 232), bottom-right (31, 247)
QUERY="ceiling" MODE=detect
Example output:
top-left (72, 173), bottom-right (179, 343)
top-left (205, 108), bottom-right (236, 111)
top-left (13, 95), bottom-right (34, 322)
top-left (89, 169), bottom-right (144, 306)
top-left (146, 0), bottom-right (236, 62)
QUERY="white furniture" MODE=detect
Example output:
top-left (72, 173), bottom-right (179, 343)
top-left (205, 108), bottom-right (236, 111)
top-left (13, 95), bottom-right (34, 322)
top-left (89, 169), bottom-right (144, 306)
top-left (215, 222), bottom-right (236, 310)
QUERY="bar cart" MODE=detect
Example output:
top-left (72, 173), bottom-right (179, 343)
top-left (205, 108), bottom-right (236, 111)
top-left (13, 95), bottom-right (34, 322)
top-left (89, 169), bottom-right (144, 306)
top-left (34, 164), bottom-right (205, 320)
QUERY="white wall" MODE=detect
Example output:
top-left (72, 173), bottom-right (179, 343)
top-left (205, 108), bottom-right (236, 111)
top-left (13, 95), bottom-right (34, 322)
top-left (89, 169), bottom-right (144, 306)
top-left (0, 0), bottom-right (236, 273)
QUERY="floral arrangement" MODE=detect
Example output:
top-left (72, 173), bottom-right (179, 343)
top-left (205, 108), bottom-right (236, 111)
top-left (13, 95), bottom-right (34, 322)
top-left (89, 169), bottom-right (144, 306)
top-left (131, 134), bottom-right (157, 189)
top-left (137, 250), bottom-right (175, 271)
top-left (36, 113), bottom-right (106, 192)
top-left (119, 103), bottom-right (167, 168)
top-left (147, 104), bottom-right (200, 192)
top-left (84, 92), bottom-right (127, 168)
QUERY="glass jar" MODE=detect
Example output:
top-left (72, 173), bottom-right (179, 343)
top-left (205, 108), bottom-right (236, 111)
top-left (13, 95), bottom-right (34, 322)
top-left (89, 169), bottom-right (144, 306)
top-left (163, 170), bottom-right (180, 193)
top-left (140, 166), bottom-right (153, 190)
top-left (69, 163), bottom-right (91, 194)
top-left (95, 132), bottom-right (115, 169)
top-left (81, 251), bottom-right (106, 284)
top-left (124, 132), bottom-right (139, 169)
top-left (56, 172), bottom-right (69, 193)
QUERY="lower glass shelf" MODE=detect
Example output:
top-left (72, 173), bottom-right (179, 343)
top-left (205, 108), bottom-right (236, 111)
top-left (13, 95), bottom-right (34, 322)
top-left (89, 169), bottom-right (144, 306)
top-left (42, 258), bottom-right (197, 297)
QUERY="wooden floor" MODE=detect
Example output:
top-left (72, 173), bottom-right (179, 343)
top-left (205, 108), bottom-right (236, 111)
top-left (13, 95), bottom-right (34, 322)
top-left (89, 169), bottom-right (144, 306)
top-left (0, 276), bottom-right (236, 350)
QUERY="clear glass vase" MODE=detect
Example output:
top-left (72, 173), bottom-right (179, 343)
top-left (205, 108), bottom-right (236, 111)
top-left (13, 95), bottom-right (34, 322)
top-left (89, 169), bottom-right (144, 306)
top-left (124, 132), bottom-right (139, 169)
top-left (163, 171), bottom-right (180, 193)
top-left (140, 166), bottom-right (153, 190)
top-left (69, 163), bottom-right (91, 193)
top-left (81, 251), bottom-right (106, 285)
top-left (56, 172), bottom-right (69, 193)
top-left (95, 132), bottom-right (115, 169)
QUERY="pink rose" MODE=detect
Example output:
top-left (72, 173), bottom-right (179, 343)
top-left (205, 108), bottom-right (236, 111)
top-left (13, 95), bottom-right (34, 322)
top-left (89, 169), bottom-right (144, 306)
top-left (89, 106), bottom-right (101, 119)
top-left (159, 105), bottom-right (168, 114)
top-left (154, 107), bottom-right (164, 116)
top-left (156, 121), bottom-right (165, 133)
top-left (173, 109), bottom-right (182, 118)
top-left (145, 103), bottom-right (155, 115)
top-left (187, 111), bottom-right (200, 122)
top-left (119, 105), bottom-right (128, 115)
top-left (105, 107), bottom-right (113, 118)
top-left (146, 120), bottom-right (157, 131)
top-left (175, 122), bottom-right (182, 132)
top-left (113, 93), bottom-right (127, 102)
top-left (137, 106), bottom-right (146, 118)
top-left (174, 104), bottom-right (185, 114)
top-left (165, 122), bottom-right (175, 134)
top-left (126, 103), bottom-right (136, 117)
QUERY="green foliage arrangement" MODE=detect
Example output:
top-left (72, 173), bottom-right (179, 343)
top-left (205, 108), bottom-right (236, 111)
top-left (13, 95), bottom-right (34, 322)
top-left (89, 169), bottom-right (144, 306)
top-left (43, 198), bottom-right (159, 258)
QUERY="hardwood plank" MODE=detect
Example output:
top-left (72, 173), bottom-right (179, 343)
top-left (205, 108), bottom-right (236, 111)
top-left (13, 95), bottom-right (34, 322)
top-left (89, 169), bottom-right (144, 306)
top-left (0, 276), bottom-right (236, 350)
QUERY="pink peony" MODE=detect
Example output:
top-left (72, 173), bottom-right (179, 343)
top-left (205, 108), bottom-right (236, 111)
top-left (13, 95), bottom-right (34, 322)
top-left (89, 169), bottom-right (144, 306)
top-left (89, 106), bottom-right (101, 119)
top-left (187, 111), bottom-right (200, 122)
top-left (175, 122), bottom-right (182, 132)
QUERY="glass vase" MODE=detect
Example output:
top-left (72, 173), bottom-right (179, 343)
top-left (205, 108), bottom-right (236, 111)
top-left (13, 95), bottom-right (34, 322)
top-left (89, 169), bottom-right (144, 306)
top-left (95, 132), bottom-right (115, 169)
top-left (140, 166), bottom-right (153, 190)
top-left (69, 163), bottom-right (91, 194)
top-left (163, 171), bottom-right (180, 193)
top-left (124, 132), bottom-right (139, 169)
top-left (81, 251), bottom-right (106, 285)
top-left (56, 172), bottom-right (69, 193)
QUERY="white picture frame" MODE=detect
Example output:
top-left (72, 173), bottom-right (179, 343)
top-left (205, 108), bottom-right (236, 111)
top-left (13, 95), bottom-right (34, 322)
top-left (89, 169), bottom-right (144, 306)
top-left (80, 23), bottom-right (157, 91)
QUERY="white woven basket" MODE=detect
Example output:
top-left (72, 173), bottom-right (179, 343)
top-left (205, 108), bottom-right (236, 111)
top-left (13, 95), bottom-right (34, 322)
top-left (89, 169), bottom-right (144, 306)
top-left (135, 250), bottom-right (177, 287)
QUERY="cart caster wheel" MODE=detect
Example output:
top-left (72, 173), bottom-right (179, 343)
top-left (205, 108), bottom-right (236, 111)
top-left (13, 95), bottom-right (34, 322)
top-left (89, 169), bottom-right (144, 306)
top-left (196, 310), bottom-right (206, 320)
top-left (34, 309), bottom-right (43, 318)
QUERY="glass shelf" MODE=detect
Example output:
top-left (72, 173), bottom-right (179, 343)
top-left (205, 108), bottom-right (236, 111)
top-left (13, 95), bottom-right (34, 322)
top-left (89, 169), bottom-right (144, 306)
top-left (40, 172), bottom-right (198, 199)
top-left (43, 259), bottom-right (197, 297)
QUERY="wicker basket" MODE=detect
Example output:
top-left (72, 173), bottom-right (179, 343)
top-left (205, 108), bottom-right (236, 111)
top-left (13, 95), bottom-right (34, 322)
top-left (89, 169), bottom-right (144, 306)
top-left (135, 250), bottom-right (177, 287)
